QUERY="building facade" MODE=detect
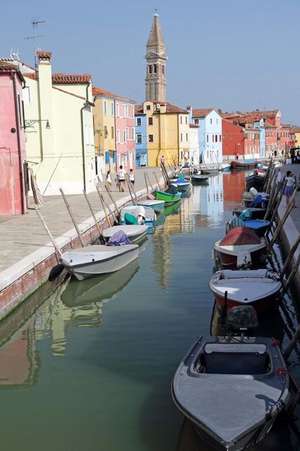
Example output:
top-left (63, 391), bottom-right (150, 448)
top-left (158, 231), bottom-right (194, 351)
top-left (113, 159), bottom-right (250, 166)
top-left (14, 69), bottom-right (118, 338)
top-left (135, 112), bottom-right (148, 166)
top-left (0, 63), bottom-right (26, 215)
top-left (145, 12), bottom-right (167, 102)
top-left (222, 119), bottom-right (244, 161)
top-left (189, 124), bottom-right (200, 165)
top-left (135, 101), bottom-right (189, 167)
top-left (23, 51), bottom-right (95, 195)
top-left (192, 109), bottom-right (222, 165)
top-left (93, 87), bottom-right (116, 172)
top-left (115, 99), bottom-right (136, 170)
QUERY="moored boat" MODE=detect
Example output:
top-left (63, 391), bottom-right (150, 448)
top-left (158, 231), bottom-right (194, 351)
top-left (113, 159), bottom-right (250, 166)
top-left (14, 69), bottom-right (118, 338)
top-left (155, 190), bottom-right (182, 206)
top-left (232, 207), bottom-right (266, 220)
top-left (170, 179), bottom-right (191, 192)
top-left (102, 224), bottom-right (147, 244)
top-left (231, 160), bottom-right (257, 170)
top-left (227, 215), bottom-right (271, 237)
top-left (246, 172), bottom-right (266, 191)
top-left (137, 199), bottom-right (165, 212)
top-left (209, 269), bottom-right (282, 314)
top-left (60, 243), bottom-right (139, 280)
top-left (120, 205), bottom-right (156, 227)
top-left (214, 227), bottom-right (267, 270)
top-left (191, 174), bottom-right (209, 185)
top-left (172, 335), bottom-right (290, 451)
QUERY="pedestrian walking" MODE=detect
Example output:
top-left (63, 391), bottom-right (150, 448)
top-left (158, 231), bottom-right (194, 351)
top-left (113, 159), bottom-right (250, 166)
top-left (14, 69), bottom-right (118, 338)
top-left (105, 169), bottom-right (112, 188)
top-left (284, 170), bottom-right (296, 207)
top-left (117, 165), bottom-right (126, 192)
top-left (129, 168), bottom-right (135, 186)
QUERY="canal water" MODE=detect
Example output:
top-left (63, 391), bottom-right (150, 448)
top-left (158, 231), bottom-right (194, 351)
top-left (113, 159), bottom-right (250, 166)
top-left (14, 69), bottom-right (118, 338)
top-left (0, 172), bottom-right (299, 451)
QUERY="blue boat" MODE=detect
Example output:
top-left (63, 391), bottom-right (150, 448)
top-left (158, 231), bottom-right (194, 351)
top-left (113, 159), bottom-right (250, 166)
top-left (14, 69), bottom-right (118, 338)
top-left (227, 215), bottom-right (270, 237)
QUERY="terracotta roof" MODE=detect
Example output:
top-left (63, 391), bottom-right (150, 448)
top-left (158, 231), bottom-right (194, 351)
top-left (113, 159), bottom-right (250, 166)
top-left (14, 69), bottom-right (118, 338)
top-left (192, 108), bottom-right (214, 118)
top-left (135, 101), bottom-right (188, 114)
top-left (36, 50), bottom-right (52, 60)
top-left (0, 62), bottom-right (24, 82)
top-left (52, 73), bottom-right (91, 84)
top-left (92, 86), bottom-right (116, 98)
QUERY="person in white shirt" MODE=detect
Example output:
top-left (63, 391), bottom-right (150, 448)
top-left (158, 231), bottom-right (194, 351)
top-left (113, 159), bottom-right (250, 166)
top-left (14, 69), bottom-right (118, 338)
top-left (117, 165), bottom-right (126, 192)
top-left (129, 168), bottom-right (135, 186)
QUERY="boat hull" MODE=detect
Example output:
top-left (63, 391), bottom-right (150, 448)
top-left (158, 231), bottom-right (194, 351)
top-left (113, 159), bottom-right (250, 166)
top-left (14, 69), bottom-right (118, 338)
top-left (213, 291), bottom-right (280, 314)
top-left (231, 160), bottom-right (257, 170)
top-left (191, 175), bottom-right (209, 185)
top-left (214, 246), bottom-right (267, 270)
top-left (155, 190), bottom-right (181, 206)
top-left (61, 246), bottom-right (139, 280)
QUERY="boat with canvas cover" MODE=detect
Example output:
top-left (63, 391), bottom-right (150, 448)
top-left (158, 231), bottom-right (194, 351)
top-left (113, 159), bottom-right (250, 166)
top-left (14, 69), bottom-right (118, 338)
top-left (155, 190), bottom-right (182, 206)
top-left (209, 269), bottom-right (281, 314)
top-left (232, 207), bottom-right (266, 220)
top-left (227, 215), bottom-right (270, 237)
top-left (60, 242), bottom-right (139, 280)
top-left (172, 335), bottom-right (290, 451)
top-left (102, 224), bottom-right (147, 244)
top-left (214, 227), bottom-right (267, 269)
top-left (169, 177), bottom-right (191, 192)
top-left (120, 205), bottom-right (156, 226)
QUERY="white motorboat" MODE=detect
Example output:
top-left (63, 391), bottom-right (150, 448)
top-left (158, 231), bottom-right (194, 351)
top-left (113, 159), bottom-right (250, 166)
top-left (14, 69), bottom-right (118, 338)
top-left (102, 224), bottom-right (147, 244)
top-left (137, 199), bottom-right (165, 212)
top-left (120, 205), bottom-right (156, 224)
top-left (60, 244), bottom-right (139, 280)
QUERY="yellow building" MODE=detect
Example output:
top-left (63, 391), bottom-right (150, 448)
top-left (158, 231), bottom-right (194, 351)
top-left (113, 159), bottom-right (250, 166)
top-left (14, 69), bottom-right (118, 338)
top-left (136, 101), bottom-right (189, 167)
top-left (293, 127), bottom-right (300, 148)
top-left (22, 51), bottom-right (96, 195)
top-left (93, 87), bottom-right (116, 170)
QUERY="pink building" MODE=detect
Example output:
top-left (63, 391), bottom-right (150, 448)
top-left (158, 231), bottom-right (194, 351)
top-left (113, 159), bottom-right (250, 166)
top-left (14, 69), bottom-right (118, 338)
top-left (0, 63), bottom-right (26, 215)
top-left (115, 98), bottom-right (136, 171)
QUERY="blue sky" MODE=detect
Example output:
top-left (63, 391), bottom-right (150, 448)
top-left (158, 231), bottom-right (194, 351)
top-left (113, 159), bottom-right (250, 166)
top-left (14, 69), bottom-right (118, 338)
top-left (1, 0), bottom-right (300, 123)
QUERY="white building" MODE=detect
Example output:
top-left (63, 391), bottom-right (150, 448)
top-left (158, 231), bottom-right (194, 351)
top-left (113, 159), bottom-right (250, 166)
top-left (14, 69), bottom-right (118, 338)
top-left (192, 109), bottom-right (223, 166)
top-left (189, 123), bottom-right (200, 165)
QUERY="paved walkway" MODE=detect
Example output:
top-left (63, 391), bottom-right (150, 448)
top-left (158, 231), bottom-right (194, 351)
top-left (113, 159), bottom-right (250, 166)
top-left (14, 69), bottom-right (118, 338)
top-left (0, 167), bottom-right (162, 288)
top-left (281, 163), bottom-right (300, 230)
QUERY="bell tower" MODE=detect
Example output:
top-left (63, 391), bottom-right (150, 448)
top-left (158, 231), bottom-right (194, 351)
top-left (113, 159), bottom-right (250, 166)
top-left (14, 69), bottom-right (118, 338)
top-left (145, 11), bottom-right (167, 102)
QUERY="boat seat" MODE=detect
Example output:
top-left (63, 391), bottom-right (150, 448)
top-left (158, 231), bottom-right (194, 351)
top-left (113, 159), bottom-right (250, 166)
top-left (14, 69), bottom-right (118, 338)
top-left (201, 350), bottom-right (270, 375)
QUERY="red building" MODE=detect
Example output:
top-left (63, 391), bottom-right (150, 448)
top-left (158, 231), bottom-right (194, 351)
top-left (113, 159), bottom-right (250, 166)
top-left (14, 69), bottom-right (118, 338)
top-left (222, 119), bottom-right (244, 160)
top-left (244, 128), bottom-right (260, 159)
top-left (0, 63), bottom-right (27, 215)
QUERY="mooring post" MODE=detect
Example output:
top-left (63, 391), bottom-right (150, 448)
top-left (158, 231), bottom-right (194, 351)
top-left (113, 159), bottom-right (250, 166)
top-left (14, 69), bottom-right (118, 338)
top-left (36, 209), bottom-right (63, 259)
top-left (104, 183), bottom-right (121, 216)
top-left (153, 172), bottom-right (162, 191)
top-left (144, 172), bottom-right (149, 194)
top-left (95, 184), bottom-right (113, 226)
top-left (83, 190), bottom-right (103, 238)
top-left (60, 188), bottom-right (84, 248)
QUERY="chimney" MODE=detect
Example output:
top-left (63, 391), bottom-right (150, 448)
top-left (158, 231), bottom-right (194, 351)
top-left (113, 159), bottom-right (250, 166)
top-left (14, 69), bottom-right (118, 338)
top-left (36, 50), bottom-right (53, 158)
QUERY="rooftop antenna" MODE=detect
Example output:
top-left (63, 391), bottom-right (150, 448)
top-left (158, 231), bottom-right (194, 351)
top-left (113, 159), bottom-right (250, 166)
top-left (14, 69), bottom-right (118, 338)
top-left (24, 19), bottom-right (46, 66)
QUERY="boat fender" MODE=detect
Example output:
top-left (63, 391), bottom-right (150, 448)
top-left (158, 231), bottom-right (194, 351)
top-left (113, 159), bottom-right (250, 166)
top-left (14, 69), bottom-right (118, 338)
top-left (48, 264), bottom-right (65, 282)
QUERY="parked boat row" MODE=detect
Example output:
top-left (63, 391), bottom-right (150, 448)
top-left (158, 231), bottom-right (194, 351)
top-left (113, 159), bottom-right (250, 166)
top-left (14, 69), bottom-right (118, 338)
top-left (172, 162), bottom-right (300, 451)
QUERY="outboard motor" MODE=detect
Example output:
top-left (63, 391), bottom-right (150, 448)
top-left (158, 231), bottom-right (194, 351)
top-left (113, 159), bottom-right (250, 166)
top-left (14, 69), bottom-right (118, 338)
top-left (226, 306), bottom-right (259, 335)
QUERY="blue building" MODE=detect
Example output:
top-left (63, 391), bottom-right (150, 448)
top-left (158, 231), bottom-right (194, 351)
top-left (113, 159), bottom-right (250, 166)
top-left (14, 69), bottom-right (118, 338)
top-left (252, 118), bottom-right (266, 158)
top-left (135, 114), bottom-right (148, 166)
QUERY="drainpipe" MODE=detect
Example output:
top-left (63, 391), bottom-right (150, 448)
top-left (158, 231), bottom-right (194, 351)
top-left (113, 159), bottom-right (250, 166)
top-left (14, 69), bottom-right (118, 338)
top-left (12, 72), bottom-right (25, 214)
top-left (80, 83), bottom-right (90, 192)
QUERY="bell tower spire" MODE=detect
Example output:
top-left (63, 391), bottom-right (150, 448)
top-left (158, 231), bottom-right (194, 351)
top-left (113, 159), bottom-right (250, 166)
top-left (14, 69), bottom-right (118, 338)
top-left (145, 11), bottom-right (167, 102)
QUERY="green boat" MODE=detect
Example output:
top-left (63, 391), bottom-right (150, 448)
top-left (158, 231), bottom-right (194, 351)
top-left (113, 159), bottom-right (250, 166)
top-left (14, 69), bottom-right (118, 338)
top-left (155, 190), bottom-right (182, 206)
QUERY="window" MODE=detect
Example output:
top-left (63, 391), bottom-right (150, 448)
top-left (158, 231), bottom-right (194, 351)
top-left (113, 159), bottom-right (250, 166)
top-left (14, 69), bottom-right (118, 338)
top-left (180, 116), bottom-right (183, 124)
top-left (148, 117), bottom-right (153, 125)
top-left (104, 101), bottom-right (107, 115)
top-left (185, 116), bottom-right (188, 124)
top-left (104, 126), bottom-right (108, 138)
top-left (149, 65), bottom-right (152, 74)
top-left (111, 126), bottom-right (114, 139)
top-left (116, 103), bottom-right (119, 117)
top-left (146, 105), bottom-right (151, 110)
top-left (215, 134), bottom-right (218, 142)
top-left (111, 102), bottom-right (114, 116)
top-left (210, 118), bottom-right (212, 124)
top-left (195, 119), bottom-right (199, 125)
top-left (212, 135), bottom-right (214, 143)
top-left (149, 134), bottom-right (154, 142)
top-left (117, 130), bottom-right (120, 144)
top-left (186, 133), bottom-right (188, 142)
top-left (180, 133), bottom-right (183, 142)
top-left (137, 117), bottom-right (141, 126)
top-left (162, 65), bottom-right (165, 75)
top-left (125, 128), bottom-right (129, 140)
top-left (136, 134), bottom-right (142, 144)
top-left (219, 134), bottom-right (222, 142)
top-left (154, 64), bottom-right (157, 73)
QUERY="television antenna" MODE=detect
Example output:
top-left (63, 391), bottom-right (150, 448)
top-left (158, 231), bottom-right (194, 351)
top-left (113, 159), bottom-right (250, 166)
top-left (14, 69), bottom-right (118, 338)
top-left (24, 19), bottom-right (46, 65)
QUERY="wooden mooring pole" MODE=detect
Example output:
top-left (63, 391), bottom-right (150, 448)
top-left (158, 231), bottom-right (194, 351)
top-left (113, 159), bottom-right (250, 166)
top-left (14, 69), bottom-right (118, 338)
top-left (83, 190), bottom-right (103, 237)
top-left (35, 209), bottom-right (63, 259)
top-left (59, 188), bottom-right (84, 248)
top-left (95, 184), bottom-right (113, 226)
